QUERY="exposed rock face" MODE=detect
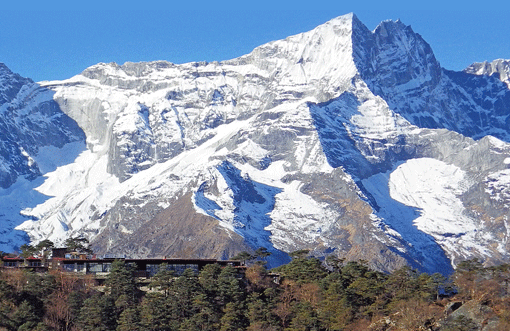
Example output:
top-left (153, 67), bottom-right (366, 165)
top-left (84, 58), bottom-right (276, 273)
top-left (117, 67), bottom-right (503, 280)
top-left (1, 14), bottom-right (510, 273)
top-left (465, 59), bottom-right (510, 87)
top-left (439, 300), bottom-right (501, 331)
top-left (0, 65), bottom-right (84, 189)
top-left (355, 21), bottom-right (510, 141)
top-left (93, 192), bottom-right (253, 260)
top-left (0, 63), bottom-right (32, 106)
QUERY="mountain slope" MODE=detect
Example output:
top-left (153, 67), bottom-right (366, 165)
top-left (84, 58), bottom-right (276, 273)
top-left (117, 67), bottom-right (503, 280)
top-left (1, 14), bottom-right (510, 273)
top-left (0, 64), bottom-right (85, 249)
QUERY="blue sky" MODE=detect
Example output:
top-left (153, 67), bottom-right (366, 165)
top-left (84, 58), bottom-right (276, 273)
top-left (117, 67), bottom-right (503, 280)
top-left (1, 2), bottom-right (509, 82)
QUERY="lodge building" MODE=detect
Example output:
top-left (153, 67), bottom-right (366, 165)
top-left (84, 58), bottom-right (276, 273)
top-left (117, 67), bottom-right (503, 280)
top-left (1, 247), bottom-right (244, 278)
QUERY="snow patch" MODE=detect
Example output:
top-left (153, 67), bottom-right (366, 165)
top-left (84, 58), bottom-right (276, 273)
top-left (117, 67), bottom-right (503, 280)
top-left (363, 158), bottom-right (492, 271)
top-left (34, 141), bottom-right (86, 174)
top-left (389, 159), bottom-right (474, 236)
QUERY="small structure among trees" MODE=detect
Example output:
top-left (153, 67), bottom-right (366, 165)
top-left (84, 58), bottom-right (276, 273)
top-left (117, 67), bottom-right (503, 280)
top-left (232, 247), bottom-right (272, 266)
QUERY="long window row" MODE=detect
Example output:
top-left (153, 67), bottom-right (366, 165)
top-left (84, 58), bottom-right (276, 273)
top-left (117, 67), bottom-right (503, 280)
top-left (60, 262), bottom-right (199, 276)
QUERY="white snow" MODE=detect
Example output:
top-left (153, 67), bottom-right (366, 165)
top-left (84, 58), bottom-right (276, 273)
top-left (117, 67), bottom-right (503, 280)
top-left (0, 176), bottom-right (48, 251)
top-left (16, 116), bottom-right (251, 245)
top-left (363, 158), bottom-right (492, 269)
top-left (16, 149), bottom-right (120, 244)
top-left (33, 141), bottom-right (86, 174)
top-left (487, 135), bottom-right (508, 149)
top-left (19, 147), bottom-right (35, 167)
top-left (388, 159), bottom-right (474, 236)
top-left (485, 169), bottom-right (510, 207)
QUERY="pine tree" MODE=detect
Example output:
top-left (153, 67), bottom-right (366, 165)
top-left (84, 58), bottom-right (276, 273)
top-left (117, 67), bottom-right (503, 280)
top-left (220, 302), bottom-right (248, 331)
top-left (116, 306), bottom-right (141, 331)
top-left (24, 271), bottom-right (57, 304)
top-left (139, 293), bottom-right (174, 331)
top-left (162, 268), bottom-right (204, 328)
top-left (199, 263), bottom-right (222, 295)
top-left (253, 247), bottom-right (271, 265)
top-left (36, 240), bottom-right (54, 264)
top-left (19, 244), bottom-right (38, 259)
top-left (454, 258), bottom-right (485, 300)
top-left (232, 251), bottom-right (254, 265)
top-left (217, 265), bottom-right (245, 306)
top-left (78, 294), bottom-right (117, 331)
top-left (179, 293), bottom-right (219, 331)
top-left (149, 263), bottom-right (174, 296)
top-left (287, 301), bottom-right (319, 331)
top-left (0, 279), bottom-right (16, 331)
top-left (64, 237), bottom-right (93, 255)
top-left (318, 293), bottom-right (351, 330)
top-left (67, 291), bottom-right (86, 328)
top-left (12, 300), bottom-right (41, 331)
top-left (384, 265), bottom-right (420, 303)
top-left (273, 255), bottom-right (328, 284)
top-left (245, 293), bottom-right (279, 330)
top-left (104, 260), bottom-right (138, 304)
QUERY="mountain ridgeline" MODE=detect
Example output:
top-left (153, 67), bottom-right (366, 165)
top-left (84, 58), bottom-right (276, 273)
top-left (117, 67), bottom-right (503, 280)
top-left (1, 13), bottom-right (510, 274)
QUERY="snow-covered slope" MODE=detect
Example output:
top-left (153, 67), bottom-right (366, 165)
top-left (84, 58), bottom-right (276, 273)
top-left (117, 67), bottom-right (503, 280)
top-left (0, 64), bottom-right (85, 250)
top-left (1, 14), bottom-right (510, 273)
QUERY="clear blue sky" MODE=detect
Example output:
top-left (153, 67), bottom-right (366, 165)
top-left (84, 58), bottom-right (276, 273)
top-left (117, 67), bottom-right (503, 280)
top-left (1, 1), bottom-right (509, 82)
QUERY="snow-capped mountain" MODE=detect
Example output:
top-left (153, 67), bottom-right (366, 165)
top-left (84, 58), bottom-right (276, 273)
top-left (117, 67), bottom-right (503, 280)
top-left (1, 13), bottom-right (510, 273)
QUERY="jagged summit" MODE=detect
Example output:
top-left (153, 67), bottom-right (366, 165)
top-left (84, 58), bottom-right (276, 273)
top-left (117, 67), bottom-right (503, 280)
top-left (465, 59), bottom-right (510, 87)
top-left (0, 63), bottom-right (33, 106)
top-left (1, 14), bottom-right (510, 274)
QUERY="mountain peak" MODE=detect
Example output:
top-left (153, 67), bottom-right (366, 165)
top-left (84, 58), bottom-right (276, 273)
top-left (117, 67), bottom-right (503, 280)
top-left (353, 14), bottom-right (440, 91)
top-left (464, 59), bottom-right (510, 87)
top-left (315, 12), bottom-right (368, 35)
top-left (323, 12), bottom-right (363, 26)
top-left (0, 63), bottom-right (33, 106)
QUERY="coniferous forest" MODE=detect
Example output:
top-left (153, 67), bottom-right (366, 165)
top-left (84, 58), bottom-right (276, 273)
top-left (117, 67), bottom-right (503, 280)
top-left (1, 254), bottom-right (510, 331)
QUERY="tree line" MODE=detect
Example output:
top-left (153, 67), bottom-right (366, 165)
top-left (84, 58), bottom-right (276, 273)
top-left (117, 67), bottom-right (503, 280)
top-left (1, 253), bottom-right (510, 330)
